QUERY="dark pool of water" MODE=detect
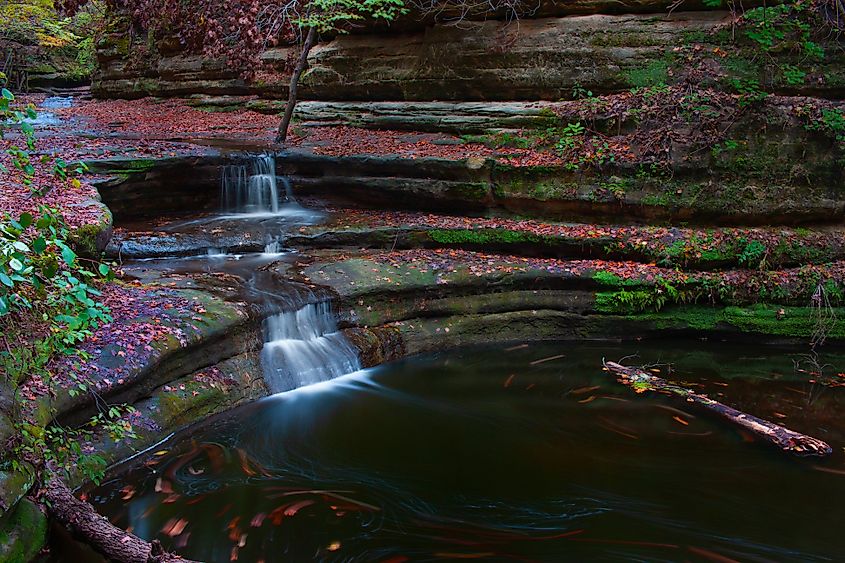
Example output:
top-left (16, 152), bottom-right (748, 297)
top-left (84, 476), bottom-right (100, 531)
top-left (87, 341), bottom-right (845, 562)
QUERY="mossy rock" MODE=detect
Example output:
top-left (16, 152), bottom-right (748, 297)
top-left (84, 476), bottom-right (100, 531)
top-left (0, 499), bottom-right (47, 563)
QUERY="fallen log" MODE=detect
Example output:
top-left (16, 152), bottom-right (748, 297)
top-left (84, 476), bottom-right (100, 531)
top-left (41, 475), bottom-right (200, 563)
top-left (603, 361), bottom-right (832, 458)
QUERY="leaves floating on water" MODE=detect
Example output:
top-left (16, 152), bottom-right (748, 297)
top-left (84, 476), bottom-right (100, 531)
top-left (529, 354), bottom-right (565, 366)
top-left (284, 499), bottom-right (316, 516)
top-left (154, 478), bottom-right (173, 494)
top-left (161, 517), bottom-right (188, 537)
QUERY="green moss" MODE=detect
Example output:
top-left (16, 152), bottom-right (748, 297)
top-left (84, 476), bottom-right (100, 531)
top-left (629, 304), bottom-right (845, 338)
top-left (427, 228), bottom-right (541, 245)
top-left (0, 499), bottom-right (47, 563)
top-left (446, 182), bottom-right (490, 201)
top-left (70, 222), bottom-right (105, 257)
top-left (625, 58), bottom-right (671, 89)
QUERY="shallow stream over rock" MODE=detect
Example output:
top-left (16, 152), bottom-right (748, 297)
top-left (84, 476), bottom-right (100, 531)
top-left (81, 341), bottom-right (845, 562)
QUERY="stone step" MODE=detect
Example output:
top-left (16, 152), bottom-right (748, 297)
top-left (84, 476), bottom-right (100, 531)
top-left (288, 207), bottom-right (845, 270)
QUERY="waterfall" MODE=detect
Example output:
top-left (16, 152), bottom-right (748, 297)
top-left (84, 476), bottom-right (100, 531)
top-left (221, 154), bottom-right (295, 214)
top-left (260, 302), bottom-right (361, 393)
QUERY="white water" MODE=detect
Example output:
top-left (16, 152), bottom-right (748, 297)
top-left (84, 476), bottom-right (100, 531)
top-left (260, 302), bottom-right (361, 393)
top-left (221, 154), bottom-right (296, 214)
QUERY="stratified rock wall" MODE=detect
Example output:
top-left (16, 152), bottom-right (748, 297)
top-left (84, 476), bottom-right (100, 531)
top-left (93, 7), bottom-right (845, 101)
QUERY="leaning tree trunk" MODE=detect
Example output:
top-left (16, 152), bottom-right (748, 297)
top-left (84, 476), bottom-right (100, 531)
top-left (603, 361), bottom-right (832, 457)
top-left (276, 26), bottom-right (318, 144)
top-left (41, 475), bottom-right (199, 563)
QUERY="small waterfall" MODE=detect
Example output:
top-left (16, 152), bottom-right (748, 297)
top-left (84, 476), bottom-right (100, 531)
top-left (260, 302), bottom-right (361, 393)
top-left (221, 154), bottom-right (294, 214)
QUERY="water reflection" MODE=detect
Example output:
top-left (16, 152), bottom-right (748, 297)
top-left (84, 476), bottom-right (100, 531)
top-left (89, 341), bottom-right (845, 562)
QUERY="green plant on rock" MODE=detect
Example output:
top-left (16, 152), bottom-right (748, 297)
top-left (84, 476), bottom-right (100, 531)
top-left (743, 2), bottom-right (824, 59)
top-left (729, 78), bottom-right (768, 107)
top-left (0, 82), bottom-right (130, 485)
top-left (738, 239), bottom-right (768, 269)
top-left (555, 122), bottom-right (586, 153)
top-left (781, 64), bottom-right (807, 86)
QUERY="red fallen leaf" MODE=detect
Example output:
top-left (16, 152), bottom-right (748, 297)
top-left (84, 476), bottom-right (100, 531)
top-left (237, 448), bottom-right (257, 476)
top-left (154, 478), bottom-right (173, 494)
top-left (214, 503), bottom-right (234, 518)
top-left (503, 374), bottom-right (515, 388)
top-left (161, 518), bottom-right (188, 537)
top-left (162, 493), bottom-right (181, 504)
top-left (284, 499), bottom-right (316, 516)
top-left (250, 513), bottom-right (267, 527)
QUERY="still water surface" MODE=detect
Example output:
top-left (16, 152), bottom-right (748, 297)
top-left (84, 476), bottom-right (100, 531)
top-left (89, 341), bottom-right (845, 562)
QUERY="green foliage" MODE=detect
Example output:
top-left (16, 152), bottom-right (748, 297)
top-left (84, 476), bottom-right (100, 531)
top-left (0, 80), bottom-right (129, 485)
top-left (743, 2), bottom-right (823, 60)
top-left (0, 1), bottom-right (100, 84)
top-left (781, 64), bottom-right (807, 86)
top-left (12, 405), bottom-right (136, 485)
top-left (298, 0), bottom-right (409, 33)
top-left (555, 122), bottom-right (585, 153)
top-left (728, 78), bottom-right (768, 107)
top-left (805, 107), bottom-right (845, 144)
top-left (711, 139), bottom-right (740, 157)
top-left (738, 239), bottom-right (767, 268)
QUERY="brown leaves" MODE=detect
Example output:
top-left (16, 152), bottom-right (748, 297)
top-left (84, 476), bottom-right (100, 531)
top-left (161, 517), bottom-right (189, 537)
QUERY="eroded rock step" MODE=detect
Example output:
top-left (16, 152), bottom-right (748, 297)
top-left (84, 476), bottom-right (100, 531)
top-left (289, 207), bottom-right (845, 270)
top-left (91, 148), bottom-right (845, 228)
top-left (286, 248), bottom-right (845, 351)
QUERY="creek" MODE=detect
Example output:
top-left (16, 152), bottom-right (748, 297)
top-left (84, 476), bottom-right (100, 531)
top-left (78, 154), bottom-right (845, 562)
top-left (87, 341), bottom-right (845, 562)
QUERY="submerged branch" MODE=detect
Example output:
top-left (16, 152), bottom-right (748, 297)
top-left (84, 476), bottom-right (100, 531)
top-left (602, 361), bottom-right (832, 458)
top-left (41, 475), bottom-right (199, 563)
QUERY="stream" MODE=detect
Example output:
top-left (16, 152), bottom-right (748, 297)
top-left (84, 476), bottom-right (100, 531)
top-left (87, 341), bottom-right (845, 562)
top-left (79, 154), bottom-right (845, 562)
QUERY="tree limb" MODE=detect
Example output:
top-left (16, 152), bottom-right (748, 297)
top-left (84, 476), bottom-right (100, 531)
top-left (603, 361), bottom-right (832, 457)
top-left (41, 475), bottom-right (199, 563)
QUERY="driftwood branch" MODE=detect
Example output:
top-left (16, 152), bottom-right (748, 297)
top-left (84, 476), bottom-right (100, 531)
top-left (603, 361), bottom-right (832, 458)
top-left (41, 475), bottom-right (199, 563)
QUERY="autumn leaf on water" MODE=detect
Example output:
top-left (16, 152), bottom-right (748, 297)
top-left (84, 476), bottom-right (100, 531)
top-left (154, 478), bottom-right (174, 494)
top-left (161, 518), bottom-right (189, 537)
top-left (284, 499), bottom-right (316, 516)
top-left (529, 354), bottom-right (565, 366)
top-left (120, 485), bottom-right (136, 501)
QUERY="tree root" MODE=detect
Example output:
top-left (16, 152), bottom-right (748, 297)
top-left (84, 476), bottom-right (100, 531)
top-left (40, 475), bottom-right (200, 563)
top-left (603, 361), bottom-right (832, 458)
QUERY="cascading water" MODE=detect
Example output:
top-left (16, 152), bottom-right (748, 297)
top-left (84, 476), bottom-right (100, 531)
top-left (260, 302), bottom-right (361, 393)
top-left (221, 154), bottom-right (296, 214)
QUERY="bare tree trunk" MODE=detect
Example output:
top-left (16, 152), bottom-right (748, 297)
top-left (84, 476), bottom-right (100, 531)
top-left (276, 26), bottom-right (318, 145)
top-left (41, 475), bottom-right (199, 563)
top-left (603, 361), bottom-right (832, 457)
